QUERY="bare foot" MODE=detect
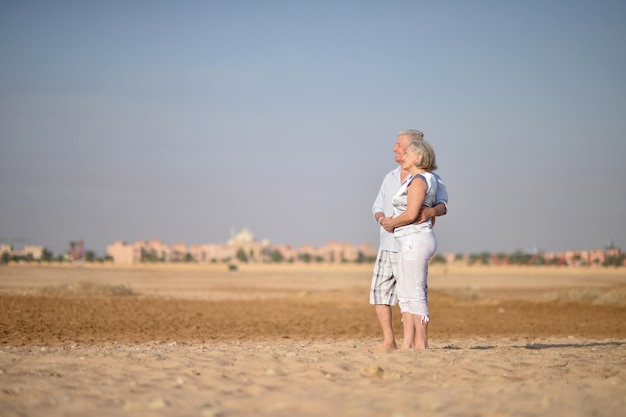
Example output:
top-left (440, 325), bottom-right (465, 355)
top-left (399, 343), bottom-right (428, 350)
top-left (368, 341), bottom-right (397, 351)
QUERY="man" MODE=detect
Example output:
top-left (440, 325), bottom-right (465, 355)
top-left (370, 129), bottom-right (448, 349)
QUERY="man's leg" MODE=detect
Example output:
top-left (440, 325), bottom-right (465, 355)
top-left (370, 250), bottom-right (398, 350)
top-left (374, 304), bottom-right (397, 350)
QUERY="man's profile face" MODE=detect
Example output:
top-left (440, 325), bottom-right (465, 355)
top-left (393, 135), bottom-right (410, 164)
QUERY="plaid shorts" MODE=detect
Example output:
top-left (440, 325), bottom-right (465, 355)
top-left (369, 250), bottom-right (399, 305)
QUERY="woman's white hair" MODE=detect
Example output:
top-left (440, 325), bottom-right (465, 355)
top-left (408, 140), bottom-right (437, 171)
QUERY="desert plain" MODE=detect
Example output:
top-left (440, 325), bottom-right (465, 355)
top-left (1, 263), bottom-right (625, 417)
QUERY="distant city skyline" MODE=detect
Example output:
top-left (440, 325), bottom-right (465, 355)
top-left (1, 2), bottom-right (625, 257)
top-left (0, 228), bottom-right (620, 260)
top-left (3, 227), bottom-right (622, 268)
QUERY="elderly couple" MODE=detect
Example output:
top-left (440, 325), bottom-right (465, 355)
top-left (370, 129), bottom-right (448, 350)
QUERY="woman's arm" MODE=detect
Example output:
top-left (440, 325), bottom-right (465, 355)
top-left (381, 177), bottom-right (427, 231)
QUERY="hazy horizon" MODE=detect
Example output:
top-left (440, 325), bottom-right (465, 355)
top-left (0, 227), bottom-right (622, 259)
top-left (1, 1), bottom-right (625, 257)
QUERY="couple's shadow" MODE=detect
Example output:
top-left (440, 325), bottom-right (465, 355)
top-left (442, 341), bottom-right (624, 350)
top-left (519, 340), bottom-right (624, 350)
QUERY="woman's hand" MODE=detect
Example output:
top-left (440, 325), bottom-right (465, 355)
top-left (380, 217), bottom-right (394, 233)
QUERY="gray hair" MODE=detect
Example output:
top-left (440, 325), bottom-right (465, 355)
top-left (408, 140), bottom-right (437, 171)
top-left (398, 129), bottom-right (424, 141)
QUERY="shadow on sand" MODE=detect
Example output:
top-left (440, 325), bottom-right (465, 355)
top-left (520, 341), bottom-right (625, 350)
top-left (441, 341), bottom-right (625, 351)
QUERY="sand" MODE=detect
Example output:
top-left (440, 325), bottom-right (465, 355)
top-left (1, 263), bottom-right (625, 416)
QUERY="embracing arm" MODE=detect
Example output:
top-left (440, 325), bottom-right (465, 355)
top-left (415, 202), bottom-right (447, 224)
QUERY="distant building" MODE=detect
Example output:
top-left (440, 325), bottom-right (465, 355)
top-left (0, 244), bottom-right (45, 260)
top-left (226, 228), bottom-right (270, 262)
top-left (170, 242), bottom-right (189, 262)
top-left (24, 245), bottom-right (45, 260)
top-left (106, 240), bottom-right (134, 263)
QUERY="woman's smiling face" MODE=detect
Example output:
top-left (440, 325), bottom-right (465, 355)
top-left (400, 144), bottom-right (421, 171)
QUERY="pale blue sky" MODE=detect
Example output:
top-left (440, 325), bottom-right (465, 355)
top-left (1, 1), bottom-right (625, 257)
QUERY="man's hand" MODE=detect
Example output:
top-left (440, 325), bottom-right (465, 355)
top-left (415, 203), bottom-right (446, 225)
top-left (415, 205), bottom-right (435, 224)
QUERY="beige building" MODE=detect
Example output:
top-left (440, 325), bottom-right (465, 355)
top-left (227, 228), bottom-right (271, 262)
top-left (24, 245), bottom-right (45, 260)
top-left (197, 243), bottom-right (236, 263)
top-left (0, 244), bottom-right (45, 260)
top-left (106, 240), bottom-right (136, 264)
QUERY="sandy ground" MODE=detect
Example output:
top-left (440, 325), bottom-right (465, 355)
top-left (1, 263), bottom-right (625, 417)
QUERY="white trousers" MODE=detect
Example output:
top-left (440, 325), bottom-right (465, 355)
top-left (395, 230), bottom-right (437, 319)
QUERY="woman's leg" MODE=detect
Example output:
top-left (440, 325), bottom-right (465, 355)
top-left (413, 315), bottom-right (428, 349)
top-left (400, 312), bottom-right (415, 349)
top-left (397, 231), bottom-right (436, 349)
top-left (395, 236), bottom-right (416, 349)
top-left (413, 231), bottom-right (436, 349)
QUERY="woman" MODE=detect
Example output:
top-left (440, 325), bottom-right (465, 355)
top-left (380, 140), bottom-right (438, 349)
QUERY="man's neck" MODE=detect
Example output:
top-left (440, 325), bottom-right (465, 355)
top-left (399, 166), bottom-right (411, 182)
